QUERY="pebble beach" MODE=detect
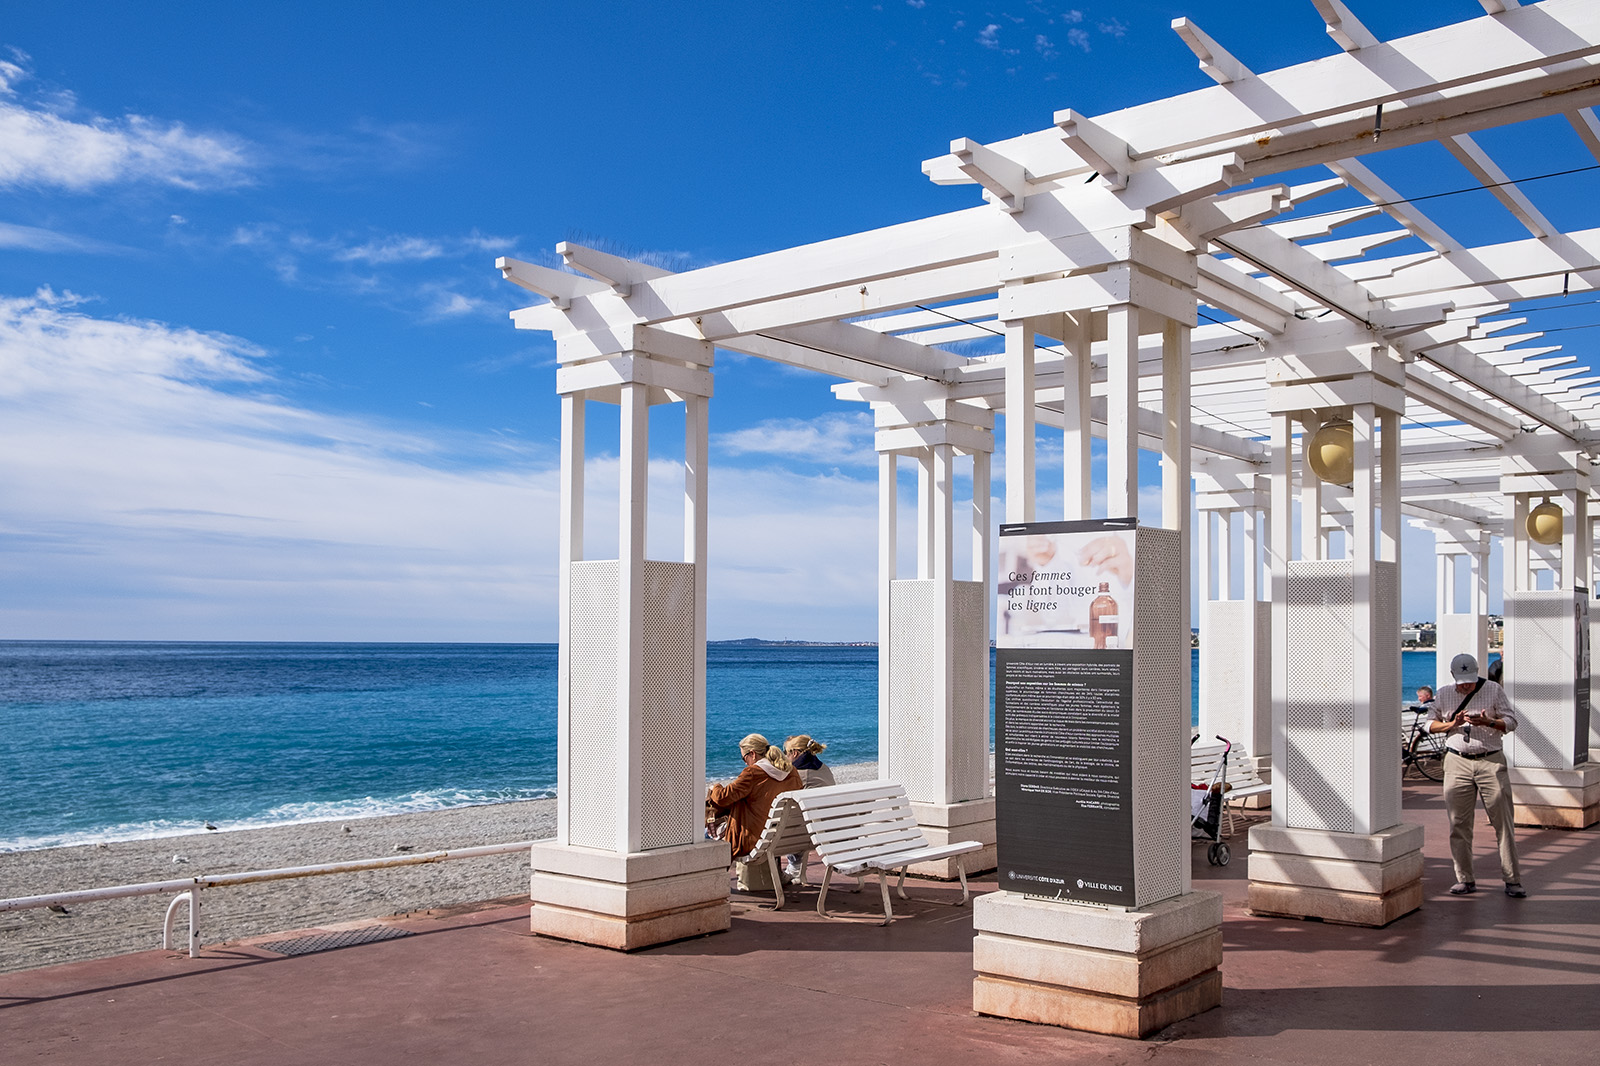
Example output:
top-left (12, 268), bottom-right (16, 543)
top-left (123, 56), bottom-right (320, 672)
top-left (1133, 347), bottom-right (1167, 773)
top-left (0, 761), bottom-right (877, 975)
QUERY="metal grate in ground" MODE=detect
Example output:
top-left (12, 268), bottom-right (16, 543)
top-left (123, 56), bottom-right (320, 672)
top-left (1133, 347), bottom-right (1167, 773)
top-left (258, 924), bottom-right (412, 957)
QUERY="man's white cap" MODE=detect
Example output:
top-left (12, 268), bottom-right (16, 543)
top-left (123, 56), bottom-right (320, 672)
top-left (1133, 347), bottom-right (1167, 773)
top-left (1450, 653), bottom-right (1479, 683)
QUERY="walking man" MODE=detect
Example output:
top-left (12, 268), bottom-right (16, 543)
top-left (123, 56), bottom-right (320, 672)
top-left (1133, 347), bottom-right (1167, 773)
top-left (1425, 653), bottom-right (1525, 897)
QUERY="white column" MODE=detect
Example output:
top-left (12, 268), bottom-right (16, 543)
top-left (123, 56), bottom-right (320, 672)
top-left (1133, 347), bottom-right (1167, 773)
top-left (1062, 311), bottom-right (1092, 520)
top-left (1269, 412), bottom-right (1293, 825)
top-left (879, 451), bottom-right (897, 780)
top-left (1299, 414), bottom-right (1323, 562)
top-left (1107, 305), bottom-right (1139, 517)
top-left (973, 450), bottom-right (991, 586)
top-left (1162, 320), bottom-right (1192, 725)
top-left (685, 393), bottom-right (708, 843)
top-left (1512, 495), bottom-right (1530, 593)
top-left (1005, 318), bottom-right (1036, 524)
top-left (1216, 512), bottom-right (1233, 601)
top-left (1197, 509), bottom-right (1214, 604)
top-left (1350, 404), bottom-right (1377, 835)
top-left (616, 380), bottom-right (649, 853)
top-left (1380, 410), bottom-right (1400, 563)
top-left (917, 449), bottom-right (935, 579)
top-left (557, 394), bottom-right (585, 844)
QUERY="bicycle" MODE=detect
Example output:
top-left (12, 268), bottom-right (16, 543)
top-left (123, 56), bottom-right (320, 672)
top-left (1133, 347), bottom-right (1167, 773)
top-left (1401, 705), bottom-right (1446, 781)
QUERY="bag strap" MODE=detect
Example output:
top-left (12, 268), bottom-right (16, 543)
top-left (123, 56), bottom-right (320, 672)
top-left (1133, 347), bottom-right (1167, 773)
top-left (1456, 678), bottom-right (1486, 714)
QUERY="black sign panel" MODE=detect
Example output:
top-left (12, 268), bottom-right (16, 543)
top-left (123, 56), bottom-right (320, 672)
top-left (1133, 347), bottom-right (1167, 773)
top-left (995, 646), bottom-right (1135, 907)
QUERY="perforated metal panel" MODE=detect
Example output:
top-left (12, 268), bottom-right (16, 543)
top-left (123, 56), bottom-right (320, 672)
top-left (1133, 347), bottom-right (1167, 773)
top-left (639, 560), bottom-right (697, 849)
top-left (1131, 526), bottom-right (1187, 907)
top-left (1199, 599), bottom-right (1258, 749)
top-left (888, 580), bottom-right (943, 802)
top-left (1371, 561), bottom-right (1401, 832)
top-left (1283, 562), bottom-right (1359, 833)
top-left (1506, 590), bottom-right (1585, 769)
top-left (567, 560), bottom-right (619, 850)
top-left (951, 580), bottom-right (990, 803)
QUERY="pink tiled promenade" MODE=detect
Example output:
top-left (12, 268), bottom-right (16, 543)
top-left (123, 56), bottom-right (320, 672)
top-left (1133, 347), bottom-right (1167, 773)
top-left (5, 781), bottom-right (1598, 1065)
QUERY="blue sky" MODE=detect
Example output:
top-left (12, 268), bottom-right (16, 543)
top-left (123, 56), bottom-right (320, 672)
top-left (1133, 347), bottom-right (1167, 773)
top-left (0, 1), bottom-right (1553, 640)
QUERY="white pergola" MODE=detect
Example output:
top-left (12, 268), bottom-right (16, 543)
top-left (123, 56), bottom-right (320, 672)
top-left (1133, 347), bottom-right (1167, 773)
top-left (506, 0), bottom-right (1600, 1034)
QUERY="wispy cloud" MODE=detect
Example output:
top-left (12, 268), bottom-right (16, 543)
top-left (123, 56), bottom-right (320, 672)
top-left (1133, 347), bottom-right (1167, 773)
top-left (0, 221), bottom-right (134, 255)
top-left (0, 53), bottom-right (250, 191)
top-left (715, 413), bottom-right (875, 466)
top-left (0, 291), bottom-right (901, 640)
top-left (226, 224), bottom-right (520, 318)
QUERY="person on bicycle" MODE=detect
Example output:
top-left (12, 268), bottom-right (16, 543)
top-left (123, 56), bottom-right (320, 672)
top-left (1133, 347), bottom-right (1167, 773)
top-left (1424, 653), bottom-right (1524, 898)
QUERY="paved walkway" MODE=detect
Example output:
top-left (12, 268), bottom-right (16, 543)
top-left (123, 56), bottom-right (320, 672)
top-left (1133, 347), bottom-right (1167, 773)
top-left (4, 781), bottom-right (1598, 1065)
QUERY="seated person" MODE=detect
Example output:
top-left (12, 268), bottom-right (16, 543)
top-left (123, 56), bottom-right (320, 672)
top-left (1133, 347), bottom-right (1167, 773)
top-left (784, 734), bottom-right (836, 788)
top-left (706, 733), bottom-right (802, 859)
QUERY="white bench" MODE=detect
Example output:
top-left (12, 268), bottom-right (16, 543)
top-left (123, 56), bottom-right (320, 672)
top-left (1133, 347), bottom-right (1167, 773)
top-left (783, 780), bottom-right (983, 925)
top-left (739, 793), bottom-right (850, 910)
top-left (1191, 738), bottom-right (1271, 837)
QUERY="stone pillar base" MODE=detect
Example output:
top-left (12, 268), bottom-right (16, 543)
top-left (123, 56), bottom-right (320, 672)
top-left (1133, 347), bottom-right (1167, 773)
top-left (908, 797), bottom-right (996, 878)
top-left (1246, 823), bottom-right (1422, 927)
top-left (530, 840), bottom-right (731, 952)
top-left (1511, 763), bottom-right (1600, 829)
top-left (972, 890), bottom-right (1223, 1040)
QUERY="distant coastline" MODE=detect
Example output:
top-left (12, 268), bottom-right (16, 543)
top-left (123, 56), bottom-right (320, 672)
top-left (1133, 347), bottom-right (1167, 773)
top-left (709, 638), bottom-right (876, 647)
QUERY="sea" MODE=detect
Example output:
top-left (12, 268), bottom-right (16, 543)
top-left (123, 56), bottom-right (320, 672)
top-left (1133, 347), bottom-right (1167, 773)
top-left (0, 642), bottom-right (1455, 853)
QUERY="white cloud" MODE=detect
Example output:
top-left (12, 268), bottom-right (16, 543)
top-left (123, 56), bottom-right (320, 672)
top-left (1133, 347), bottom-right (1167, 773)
top-left (0, 291), bottom-right (900, 641)
top-left (0, 289), bottom-right (556, 640)
top-left (977, 24), bottom-right (1001, 50)
top-left (0, 54), bottom-right (249, 191)
top-left (714, 413), bottom-right (875, 466)
top-left (0, 221), bottom-right (130, 254)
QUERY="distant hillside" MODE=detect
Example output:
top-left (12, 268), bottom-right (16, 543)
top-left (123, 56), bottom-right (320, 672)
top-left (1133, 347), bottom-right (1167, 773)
top-left (710, 638), bottom-right (876, 647)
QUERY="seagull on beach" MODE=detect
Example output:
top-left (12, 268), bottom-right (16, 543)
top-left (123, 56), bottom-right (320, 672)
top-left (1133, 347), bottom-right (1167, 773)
top-left (172, 854), bottom-right (190, 864)
top-left (394, 844), bottom-right (415, 853)
top-left (46, 904), bottom-right (69, 916)
top-left (204, 822), bottom-right (218, 831)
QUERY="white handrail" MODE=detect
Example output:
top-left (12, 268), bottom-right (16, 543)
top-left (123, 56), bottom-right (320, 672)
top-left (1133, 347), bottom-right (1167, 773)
top-left (2, 838), bottom-right (544, 958)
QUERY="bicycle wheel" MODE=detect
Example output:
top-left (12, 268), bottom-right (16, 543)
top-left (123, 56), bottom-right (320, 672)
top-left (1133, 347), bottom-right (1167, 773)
top-left (1408, 730), bottom-right (1446, 782)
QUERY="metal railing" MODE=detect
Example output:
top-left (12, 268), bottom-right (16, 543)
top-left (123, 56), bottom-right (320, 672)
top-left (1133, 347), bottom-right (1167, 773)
top-left (0, 839), bottom-right (542, 958)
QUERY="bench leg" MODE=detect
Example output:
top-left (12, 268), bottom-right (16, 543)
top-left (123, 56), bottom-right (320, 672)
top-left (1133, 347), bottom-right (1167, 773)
top-left (768, 854), bottom-right (786, 910)
top-left (895, 867), bottom-right (909, 901)
top-left (877, 872), bottom-right (895, 925)
top-left (817, 866), bottom-right (833, 919)
top-left (956, 862), bottom-right (970, 906)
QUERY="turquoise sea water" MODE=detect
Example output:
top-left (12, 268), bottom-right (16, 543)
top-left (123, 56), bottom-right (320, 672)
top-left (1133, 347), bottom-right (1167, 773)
top-left (0, 643), bottom-right (1461, 852)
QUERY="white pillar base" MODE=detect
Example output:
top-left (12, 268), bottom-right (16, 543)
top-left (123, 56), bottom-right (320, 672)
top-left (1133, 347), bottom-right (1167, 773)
top-left (1511, 762), bottom-right (1600, 829)
top-left (908, 797), bottom-right (996, 878)
top-left (972, 890), bottom-right (1223, 1040)
top-left (1246, 823), bottom-right (1423, 927)
top-left (530, 840), bottom-right (731, 951)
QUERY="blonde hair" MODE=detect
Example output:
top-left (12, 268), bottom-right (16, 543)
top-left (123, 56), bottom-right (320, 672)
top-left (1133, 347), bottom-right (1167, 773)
top-left (785, 734), bottom-right (827, 756)
top-left (738, 733), bottom-right (792, 772)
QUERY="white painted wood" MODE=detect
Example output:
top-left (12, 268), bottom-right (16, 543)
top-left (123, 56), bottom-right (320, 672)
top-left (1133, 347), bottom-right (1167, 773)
top-left (557, 395), bottom-right (584, 845)
top-left (686, 392), bottom-right (709, 844)
top-left (617, 381), bottom-right (649, 853)
top-left (1445, 134), bottom-right (1553, 239)
top-left (917, 450), bottom-right (934, 580)
top-left (878, 451), bottom-right (896, 777)
top-left (1061, 312), bottom-right (1092, 519)
top-left (1313, 0), bottom-right (1378, 52)
top-left (1172, 17), bottom-right (1251, 85)
top-left (1004, 316), bottom-right (1036, 523)
top-left (1107, 305), bottom-right (1139, 518)
top-left (1054, 110), bottom-right (1132, 190)
top-left (950, 138), bottom-right (1029, 213)
top-left (1269, 412), bottom-right (1293, 825)
top-left (973, 450), bottom-right (991, 587)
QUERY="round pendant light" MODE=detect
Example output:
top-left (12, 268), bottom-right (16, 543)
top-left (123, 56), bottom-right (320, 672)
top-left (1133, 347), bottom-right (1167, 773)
top-left (1306, 420), bottom-right (1355, 486)
top-left (1527, 499), bottom-right (1564, 545)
